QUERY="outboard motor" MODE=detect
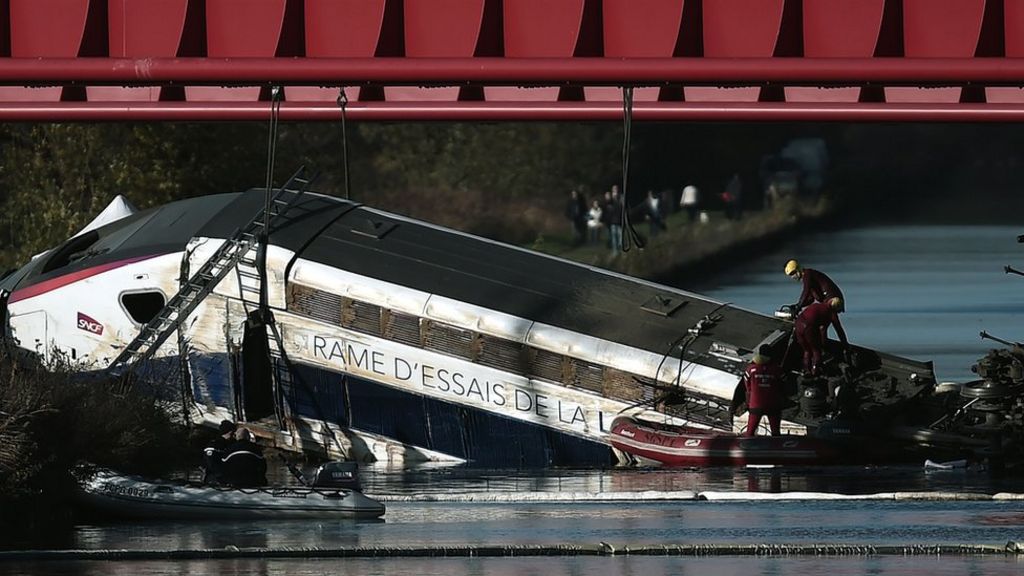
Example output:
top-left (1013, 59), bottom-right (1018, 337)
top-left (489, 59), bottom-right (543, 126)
top-left (311, 461), bottom-right (362, 491)
top-left (799, 377), bottom-right (829, 418)
top-left (774, 304), bottom-right (798, 320)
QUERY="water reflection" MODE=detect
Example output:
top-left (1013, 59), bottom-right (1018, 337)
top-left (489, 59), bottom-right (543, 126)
top-left (358, 463), bottom-right (1024, 497)
top-left (6, 462), bottom-right (1014, 553)
top-left (72, 518), bottom-right (376, 552)
top-left (42, 497), bottom-right (1024, 552)
top-left (3, 556), bottom-right (1023, 576)
top-left (4, 464), bottom-right (1024, 576)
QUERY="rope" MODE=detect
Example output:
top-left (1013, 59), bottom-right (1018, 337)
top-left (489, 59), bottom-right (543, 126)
top-left (620, 86), bottom-right (644, 253)
top-left (258, 86), bottom-right (284, 426)
top-left (198, 483), bottom-right (350, 498)
top-left (262, 86), bottom-right (283, 234)
top-left (336, 89), bottom-right (352, 200)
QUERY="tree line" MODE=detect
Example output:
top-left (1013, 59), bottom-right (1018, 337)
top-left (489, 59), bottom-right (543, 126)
top-left (2, 121), bottom-right (1022, 271)
top-left (0, 122), bottom-right (625, 270)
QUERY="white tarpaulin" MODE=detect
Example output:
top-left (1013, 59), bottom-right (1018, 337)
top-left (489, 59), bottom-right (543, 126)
top-left (73, 195), bottom-right (137, 238)
top-left (31, 195), bottom-right (138, 260)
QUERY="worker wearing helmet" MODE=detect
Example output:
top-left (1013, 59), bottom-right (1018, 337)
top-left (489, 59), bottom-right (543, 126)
top-left (794, 297), bottom-right (849, 376)
top-left (738, 347), bottom-right (785, 437)
top-left (785, 259), bottom-right (845, 312)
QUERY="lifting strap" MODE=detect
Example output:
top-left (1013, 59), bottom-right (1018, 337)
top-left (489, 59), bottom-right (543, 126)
top-left (260, 86), bottom-right (283, 310)
top-left (337, 89), bottom-right (352, 200)
top-left (620, 86), bottom-right (645, 253)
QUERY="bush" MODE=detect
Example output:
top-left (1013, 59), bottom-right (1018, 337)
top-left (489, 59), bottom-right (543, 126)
top-left (0, 348), bottom-right (191, 534)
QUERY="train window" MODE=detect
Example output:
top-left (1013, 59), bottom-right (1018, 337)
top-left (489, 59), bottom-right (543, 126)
top-left (121, 291), bottom-right (166, 324)
top-left (42, 230), bottom-right (100, 274)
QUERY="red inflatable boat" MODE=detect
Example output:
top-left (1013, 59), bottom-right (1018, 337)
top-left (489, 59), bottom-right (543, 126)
top-left (609, 416), bottom-right (840, 467)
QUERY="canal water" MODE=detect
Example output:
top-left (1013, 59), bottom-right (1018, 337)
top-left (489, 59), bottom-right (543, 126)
top-left (3, 225), bottom-right (1024, 576)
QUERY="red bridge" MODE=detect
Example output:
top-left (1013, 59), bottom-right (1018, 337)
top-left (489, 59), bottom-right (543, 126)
top-left (1, 0), bottom-right (1023, 121)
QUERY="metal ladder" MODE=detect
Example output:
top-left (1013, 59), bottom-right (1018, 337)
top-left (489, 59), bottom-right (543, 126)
top-left (106, 167), bottom-right (316, 377)
top-left (231, 189), bottom-right (310, 429)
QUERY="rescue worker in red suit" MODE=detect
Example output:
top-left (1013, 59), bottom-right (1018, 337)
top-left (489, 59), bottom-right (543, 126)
top-left (739, 349), bottom-right (785, 437)
top-left (795, 297), bottom-right (849, 375)
top-left (785, 259), bottom-right (844, 312)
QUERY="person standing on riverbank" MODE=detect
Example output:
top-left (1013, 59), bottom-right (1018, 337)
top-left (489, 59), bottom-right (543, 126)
top-left (586, 199), bottom-right (603, 244)
top-left (785, 260), bottom-right (845, 312)
top-left (644, 190), bottom-right (665, 238)
top-left (564, 189), bottom-right (587, 246)
top-left (680, 184), bottom-right (699, 223)
top-left (795, 297), bottom-right (848, 376)
top-left (607, 185), bottom-right (624, 254)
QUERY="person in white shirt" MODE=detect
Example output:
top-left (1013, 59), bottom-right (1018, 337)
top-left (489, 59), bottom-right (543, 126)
top-left (586, 200), bottom-right (603, 244)
top-left (680, 184), bottom-right (699, 223)
top-left (645, 190), bottom-right (665, 238)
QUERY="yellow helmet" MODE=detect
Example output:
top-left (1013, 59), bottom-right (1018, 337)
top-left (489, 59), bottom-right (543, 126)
top-left (784, 259), bottom-right (800, 276)
top-left (828, 297), bottom-right (844, 311)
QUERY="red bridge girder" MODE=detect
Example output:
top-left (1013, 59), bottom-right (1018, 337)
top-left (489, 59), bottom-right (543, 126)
top-left (2, 0), bottom-right (1024, 122)
top-left (5, 100), bottom-right (1024, 122)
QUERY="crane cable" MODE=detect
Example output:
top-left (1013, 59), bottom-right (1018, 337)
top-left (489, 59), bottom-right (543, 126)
top-left (262, 86), bottom-right (283, 239)
top-left (259, 85), bottom-right (283, 311)
top-left (337, 89), bottom-right (352, 200)
top-left (260, 85), bottom-right (285, 430)
top-left (620, 86), bottom-right (645, 253)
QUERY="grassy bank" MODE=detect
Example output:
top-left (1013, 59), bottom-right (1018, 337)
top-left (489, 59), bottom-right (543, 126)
top-left (532, 196), bottom-right (833, 284)
top-left (0, 350), bottom-right (193, 537)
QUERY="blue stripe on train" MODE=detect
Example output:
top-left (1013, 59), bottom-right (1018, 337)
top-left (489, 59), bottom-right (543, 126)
top-left (188, 352), bottom-right (612, 467)
top-left (187, 350), bottom-right (235, 408)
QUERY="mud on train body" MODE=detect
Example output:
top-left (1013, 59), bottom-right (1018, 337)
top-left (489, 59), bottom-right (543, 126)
top-left (0, 179), bottom-right (937, 467)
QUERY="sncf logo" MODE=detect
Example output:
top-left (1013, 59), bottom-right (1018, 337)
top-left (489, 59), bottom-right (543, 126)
top-left (77, 312), bottom-right (104, 336)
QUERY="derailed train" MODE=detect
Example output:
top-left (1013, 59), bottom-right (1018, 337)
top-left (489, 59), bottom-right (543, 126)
top-left (1, 174), bottom-right (1021, 466)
